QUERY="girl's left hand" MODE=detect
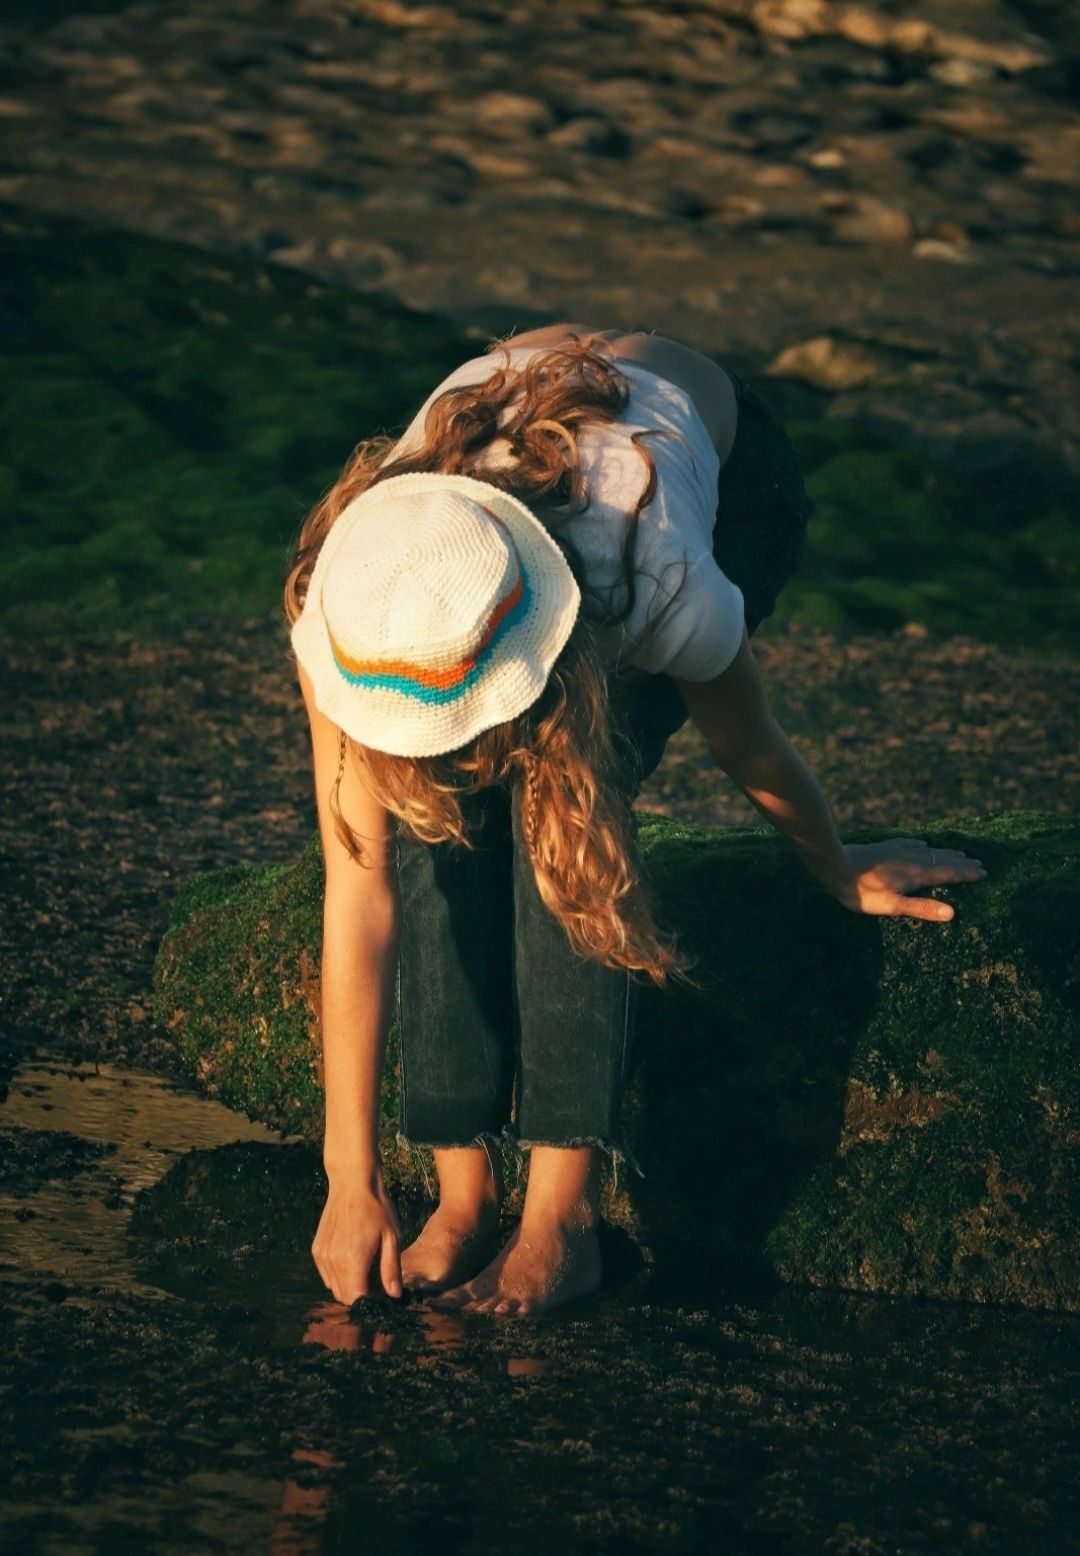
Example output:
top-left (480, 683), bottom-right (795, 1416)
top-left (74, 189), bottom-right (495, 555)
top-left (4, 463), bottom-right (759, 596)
top-left (827, 838), bottom-right (988, 921)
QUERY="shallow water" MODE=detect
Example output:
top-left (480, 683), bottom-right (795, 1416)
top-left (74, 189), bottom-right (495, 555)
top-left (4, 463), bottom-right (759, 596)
top-left (0, 1060), bottom-right (288, 1299)
top-left (2, 1057), bottom-right (1078, 1555)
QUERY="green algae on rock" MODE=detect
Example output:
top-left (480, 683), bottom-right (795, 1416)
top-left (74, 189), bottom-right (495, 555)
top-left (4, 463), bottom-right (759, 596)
top-left (770, 417), bottom-right (1080, 653)
top-left (151, 809), bottom-right (1079, 1312)
top-left (0, 202), bottom-right (472, 642)
top-left (4, 203), bottom-right (1078, 652)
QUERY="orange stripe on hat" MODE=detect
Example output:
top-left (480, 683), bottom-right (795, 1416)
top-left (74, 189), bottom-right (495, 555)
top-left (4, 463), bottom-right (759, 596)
top-left (327, 569), bottom-right (524, 692)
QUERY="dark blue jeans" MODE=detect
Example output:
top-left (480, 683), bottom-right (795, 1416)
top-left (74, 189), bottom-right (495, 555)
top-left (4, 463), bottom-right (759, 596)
top-left (393, 368), bottom-right (815, 1178)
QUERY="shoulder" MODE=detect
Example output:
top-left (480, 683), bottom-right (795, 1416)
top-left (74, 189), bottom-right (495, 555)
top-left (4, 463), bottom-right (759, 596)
top-left (601, 332), bottom-right (738, 467)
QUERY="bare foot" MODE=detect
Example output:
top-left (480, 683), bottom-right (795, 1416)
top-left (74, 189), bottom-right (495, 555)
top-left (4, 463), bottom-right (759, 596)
top-left (429, 1217), bottom-right (602, 1318)
top-left (400, 1201), bottom-right (503, 1295)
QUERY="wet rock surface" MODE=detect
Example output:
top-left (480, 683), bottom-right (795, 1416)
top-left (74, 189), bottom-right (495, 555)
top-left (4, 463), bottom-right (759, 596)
top-left (0, 1125), bottom-right (117, 1199)
top-left (4, 1254), bottom-right (1077, 1554)
top-left (0, 0), bottom-right (1077, 469)
top-left (2, 1071), bottom-right (1078, 1554)
top-left (2, 610), bottom-right (1074, 1544)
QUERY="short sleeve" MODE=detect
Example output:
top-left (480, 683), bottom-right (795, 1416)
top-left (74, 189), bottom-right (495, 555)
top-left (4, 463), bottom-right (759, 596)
top-left (636, 552), bottom-right (746, 681)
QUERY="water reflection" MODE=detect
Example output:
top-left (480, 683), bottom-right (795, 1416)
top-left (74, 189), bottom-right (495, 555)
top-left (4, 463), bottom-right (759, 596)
top-left (418, 1309), bottom-right (469, 1352)
top-left (270, 1446), bottom-right (342, 1556)
top-left (507, 1356), bottom-right (548, 1379)
top-left (281, 1296), bottom-right (486, 1552)
top-left (0, 1059), bottom-right (288, 1296)
top-left (302, 1301), bottom-right (394, 1356)
top-left (3, 1056), bottom-right (1078, 1555)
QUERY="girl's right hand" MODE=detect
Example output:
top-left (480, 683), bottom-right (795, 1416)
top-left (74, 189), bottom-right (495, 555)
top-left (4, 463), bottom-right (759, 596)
top-left (312, 1175), bottom-right (404, 1305)
top-left (827, 839), bottom-right (988, 921)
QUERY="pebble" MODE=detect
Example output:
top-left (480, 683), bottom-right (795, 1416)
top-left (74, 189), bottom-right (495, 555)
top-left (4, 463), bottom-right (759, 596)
top-left (547, 115), bottom-right (632, 158)
top-left (929, 57), bottom-right (999, 89)
top-left (914, 238), bottom-right (977, 264)
top-left (470, 91), bottom-right (555, 136)
top-left (830, 196), bottom-right (914, 244)
top-left (765, 336), bottom-right (894, 391)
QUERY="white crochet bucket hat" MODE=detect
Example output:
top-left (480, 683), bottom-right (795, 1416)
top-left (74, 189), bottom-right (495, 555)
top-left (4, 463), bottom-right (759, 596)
top-left (290, 471), bottom-right (582, 758)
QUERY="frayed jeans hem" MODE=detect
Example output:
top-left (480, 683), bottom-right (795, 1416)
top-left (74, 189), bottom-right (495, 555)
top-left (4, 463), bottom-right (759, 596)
top-left (501, 1124), bottom-right (646, 1192)
top-left (396, 1125), bottom-right (643, 1172)
top-left (394, 1127), bottom-right (505, 1190)
top-left (395, 1127), bottom-right (506, 1150)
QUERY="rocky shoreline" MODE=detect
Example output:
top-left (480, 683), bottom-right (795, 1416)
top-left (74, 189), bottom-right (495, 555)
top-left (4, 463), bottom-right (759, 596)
top-left (1, 0), bottom-right (1078, 467)
top-left (1, 619), bottom-right (1074, 1085)
top-left (2, 7), bottom-right (1079, 1548)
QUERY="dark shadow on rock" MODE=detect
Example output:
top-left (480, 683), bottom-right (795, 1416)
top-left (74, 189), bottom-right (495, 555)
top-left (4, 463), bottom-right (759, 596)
top-left (630, 812), bottom-right (1079, 1313)
top-left (628, 821), bottom-right (880, 1305)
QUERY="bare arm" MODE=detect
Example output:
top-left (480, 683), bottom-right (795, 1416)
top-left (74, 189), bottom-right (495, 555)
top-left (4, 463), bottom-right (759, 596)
top-left (296, 658), bottom-right (404, 1301)
top-left (674, 628), bottom-right (987, 921)
top-left (320, 880), bottom-right (398, 1181)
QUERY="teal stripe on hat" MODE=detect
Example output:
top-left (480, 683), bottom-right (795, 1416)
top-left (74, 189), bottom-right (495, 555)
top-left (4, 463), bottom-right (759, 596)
top-left (330, 567), bottom-right (533, 704)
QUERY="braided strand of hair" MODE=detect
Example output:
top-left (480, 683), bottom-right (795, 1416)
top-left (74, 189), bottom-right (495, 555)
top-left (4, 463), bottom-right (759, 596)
top-left (329, 726), bottom-right (348, 843)
top-left (521, 749), bottom-right (541, 856)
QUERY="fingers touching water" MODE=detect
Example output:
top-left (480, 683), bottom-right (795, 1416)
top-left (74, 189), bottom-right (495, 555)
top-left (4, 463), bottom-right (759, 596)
top-left (311, 1178), bottom-right (404, 1306)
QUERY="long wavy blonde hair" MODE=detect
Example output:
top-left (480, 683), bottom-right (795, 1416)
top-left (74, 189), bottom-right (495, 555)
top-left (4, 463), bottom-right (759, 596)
top-left (283, 333), bottom-right (702, 991)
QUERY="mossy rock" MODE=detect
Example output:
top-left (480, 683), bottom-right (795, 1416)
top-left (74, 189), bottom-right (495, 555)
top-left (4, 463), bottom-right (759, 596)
top-left (151, 810), bottom-right (1079, 1312)
top-left (4, 201), bottom-right (1078, 650)
top-left (774, 426), bottom-right (1080, 652)
top-left (0, 201), bottom-right (471, 640)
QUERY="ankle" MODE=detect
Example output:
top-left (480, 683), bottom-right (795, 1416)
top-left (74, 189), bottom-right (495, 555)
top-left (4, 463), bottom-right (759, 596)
top-left (520, 1199), bottom-right (601, 1238)
top-left (519, 1144), bottom-right (603, 1236)
top-left (432, 1143), bottom-right (504, 1219)
top-left (436, 1182), bottom-right (503, 1222)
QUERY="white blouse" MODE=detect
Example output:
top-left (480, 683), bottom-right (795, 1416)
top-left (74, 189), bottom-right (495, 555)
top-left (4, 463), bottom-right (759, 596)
top-left (383, 344), bottom-right (746, 681)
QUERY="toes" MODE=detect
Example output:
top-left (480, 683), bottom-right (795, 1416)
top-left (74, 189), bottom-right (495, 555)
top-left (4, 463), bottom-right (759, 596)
top-left (493, 1297), bottom-right (533, 1318)
top-left (468, 1291), bottom-right (510, 1315)
top-left (400, 1266), bottom-right (432, 1290)
top-left (430, 1286), bottom-right (469, 1311)
top-left (402, 1267), bottom-right (456, 1295)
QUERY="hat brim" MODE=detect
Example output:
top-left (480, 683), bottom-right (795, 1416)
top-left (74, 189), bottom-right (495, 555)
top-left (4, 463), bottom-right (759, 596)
top-left (290, 472), bottom-right (582, 758)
